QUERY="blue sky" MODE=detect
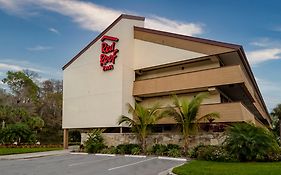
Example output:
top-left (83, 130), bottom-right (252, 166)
top-left (0, 0), bottom-right (280, 111)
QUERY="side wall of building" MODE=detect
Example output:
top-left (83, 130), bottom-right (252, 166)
top-left (63, 18), bottom-right (144, 129)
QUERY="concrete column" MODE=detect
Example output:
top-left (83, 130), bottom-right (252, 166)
top-left (63, 128), bottom-right (69, 149)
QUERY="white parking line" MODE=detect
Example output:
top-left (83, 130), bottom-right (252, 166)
top-left (108, 157), bottom-right (157, 171)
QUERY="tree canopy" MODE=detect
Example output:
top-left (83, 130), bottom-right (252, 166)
top-left (0, 70), bottom-right (63, 144)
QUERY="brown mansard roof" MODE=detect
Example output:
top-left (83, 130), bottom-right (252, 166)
top-left (131, 26), bottom-right (270, 122)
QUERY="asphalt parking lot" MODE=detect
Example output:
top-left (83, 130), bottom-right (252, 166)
top-left (0, 153), bottom-right (186, 175)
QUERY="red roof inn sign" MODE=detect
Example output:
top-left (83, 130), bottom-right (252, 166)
top-left (100, 35), bottom-right (119, 71)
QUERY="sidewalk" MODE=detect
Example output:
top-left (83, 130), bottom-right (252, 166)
top-left (0, 149), bottom-right (70, 160)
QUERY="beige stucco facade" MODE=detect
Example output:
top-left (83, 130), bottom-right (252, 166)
top-left (63, 17), bottom-right (144, 129)
top-left (62, 14), bottom-right (271, 148)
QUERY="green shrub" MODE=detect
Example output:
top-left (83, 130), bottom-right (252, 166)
top-left (225, 123), bottom-right (280, 161)
top-left (153, 144), bottom-right (167, 156)
top-left (131, 147), bottom-right (141, 155)
top-left (167, 144), bottom-right (181, 150)
top-left (84, 129), bottom-right (105, 153)
top-left (116, 144), bottom-right (141, 154)
top-left (196, 145), bottom-right (236, 162)
top-left (0, 123), bottom-right (36, 144)
top-left (256, 151), bottom-right (281, 162)
top-left (100, 146), bottom-right (116, 154)
top-left (167, 148), bottom-right (181, 157)
top-left (151, 144), bottom-right (182, 156)
top-left (146, 146), bottom-right (154, 155)
top-left (188, 144), bottom-right (205, 158)
top-left (116, 144), bottom-right (126, 154)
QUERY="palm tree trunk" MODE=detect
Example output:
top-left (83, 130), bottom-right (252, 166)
top-left (184, 136), bottom-right (188, 154)
top-left (141, 137), bottom-right (146, 153)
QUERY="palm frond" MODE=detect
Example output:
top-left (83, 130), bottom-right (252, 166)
top-left (197, 112), bottom-right (220, 122)
top-left (117, 115), bottom-right (136, 126)
top-left (127, 103), bottom-right (137, 117)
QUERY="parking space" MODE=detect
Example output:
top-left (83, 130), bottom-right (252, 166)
top-left (0, 154), bottom-right (186, 175)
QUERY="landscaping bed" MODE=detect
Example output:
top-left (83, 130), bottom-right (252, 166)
top-left (172, 160), bottom-right (281, 175)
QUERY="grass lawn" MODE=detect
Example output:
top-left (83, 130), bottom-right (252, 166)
top-left (173, 160), bottom-right (281, 175)
top-left (0, 147), bottom-right (63, 155)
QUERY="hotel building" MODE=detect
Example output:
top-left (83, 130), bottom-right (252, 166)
top-left (62, 14), bottom-right (271, 148)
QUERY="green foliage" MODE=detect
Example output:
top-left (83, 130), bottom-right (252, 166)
top-left (151, 144), bottom-right (182, 157)
top-left (193, 145), bottom-right (237, 162)
top-left (167, 143), bottom-right (181, 150)
top-left (84, 129), bottom-right (105, 153)
top-left (0, 123), bottom-right (36, 144)
top-left (187, 144), bottom-right (205, 158)
top-left (0, 71), bottom-right (63, 144)
top-left (131, 146), bottom-right (141, 155)
top-left (118, 103), bottom-right (164, 152)
top-left (2, 71), bottom-right (39, 102)
top-left (37, 79), bottom-right (63, 144)
top-left (167, 148), bottom-right (181, 157)
top-left (172, 160), bottom-right (281, 175)
top-left (26, 116), bottom-right (44, 131)
top-left (152, 144), bottom-right (168, 156)
top-left (271, 104), bottom-right (281, 138)
top-left (163, 93), bottom-right (219, 152)
top-left (116, 144), bottom-right (141, 154)
top-left (225, 123), bottom-right (280, 161)
top-left (255, 151), bottom-right (281, 162)
top-left (100, 146), bottom-right (117, 154)
top-left (0, 105), bottom-right (30, 124)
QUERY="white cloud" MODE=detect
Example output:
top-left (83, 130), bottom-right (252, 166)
top-left (146, 16), bottom-right (203, 36)
top-left (27, 45), bottom-right (52, 51)
top-left (247, 38), bottom-right (281, 64)
top-left (0, 62), bottom-right (43, 72)
top-left (0, 0), bottom-right (203, 36)
top-left (0, 59), bottom-right (62, 80)
top-left (49, 27), bottom-right (60, 34)
top-left (246, 48), bottom-right (281, 64)
top-left (250, 37), bottom-right (281, 48)
top-left (0, 0), bottom-right (25, 14)
top-left (0, 0), bottom-right (38, 17)
top-left (256, 78), bottom-right (281, 111)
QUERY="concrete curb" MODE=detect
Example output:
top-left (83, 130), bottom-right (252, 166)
top-left (167, 162), bottom-right (186, 175)
top-left (70, 152), bottom-right (88, 155)
top-left (124, 155), bottom-right (146, 158)
top-left (158, 156), bottom-right (187, 161)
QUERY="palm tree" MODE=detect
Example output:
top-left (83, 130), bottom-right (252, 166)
top-left (164, 93), bottom-right (219, 153)
top-left (271, 104), bottom-right (281, 139)
top-left (118, 103), bottom-right (163, 152)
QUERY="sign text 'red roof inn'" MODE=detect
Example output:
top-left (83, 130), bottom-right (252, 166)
top-left (100, 35), bottom-right (119, 71)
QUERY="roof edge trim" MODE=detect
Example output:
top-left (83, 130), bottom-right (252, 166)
top-left (134, 26), bottom-right (242, 50)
